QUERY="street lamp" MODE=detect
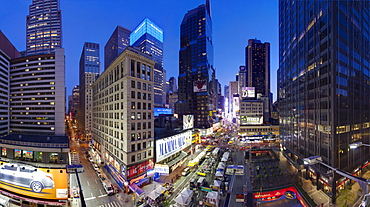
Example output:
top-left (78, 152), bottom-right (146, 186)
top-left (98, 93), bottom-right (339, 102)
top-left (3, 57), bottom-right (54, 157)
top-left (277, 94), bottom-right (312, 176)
top-left (349, 142), bottom-right (370, 149)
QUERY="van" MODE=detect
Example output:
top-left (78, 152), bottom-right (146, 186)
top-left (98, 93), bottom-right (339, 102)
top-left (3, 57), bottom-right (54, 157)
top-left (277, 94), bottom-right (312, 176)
top-left (181, 167), bottom-right (190, 176)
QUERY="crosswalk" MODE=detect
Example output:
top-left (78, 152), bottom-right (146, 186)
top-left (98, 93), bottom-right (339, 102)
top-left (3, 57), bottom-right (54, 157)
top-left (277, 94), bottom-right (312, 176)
top-left (98, 201), bottom-right (122, 207)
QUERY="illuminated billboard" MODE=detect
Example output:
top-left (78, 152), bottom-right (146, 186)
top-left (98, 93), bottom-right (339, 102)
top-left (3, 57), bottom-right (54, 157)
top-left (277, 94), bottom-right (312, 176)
top-left (240, 116), bottom-right (263, 125)
top-left (0, 161), bottom-right (68, 200)
top-left (156, 130), bottom-right (192, 162)
top-left (154, 108), bottom-right (173, 116)
top-left (183, 115), bottom-right (194, 130)
top-left (193, 80), bottom-right (207, 92)
top-left (242, 87), bottom-right (255, 98)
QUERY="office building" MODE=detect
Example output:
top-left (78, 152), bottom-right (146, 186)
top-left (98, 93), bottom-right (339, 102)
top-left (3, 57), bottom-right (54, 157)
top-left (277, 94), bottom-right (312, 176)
top-left (78, 42), bottom-right (100, 141)
top-left (69, 85), bottom-right (79, 121)
top-left (168, 77), bottom-right (177, 93)
top-left (131, 18), bottom-right (165, 107)
top-left (245, 39), bottom-right (270, 97)
top-left (279, 0), bottom-right (370, 201)
top-left (26, 0), bottom-right (62, 55)
top-left (91, 47), bottom-right (155, 190)
top-left (104, 25), bottom-right (131, 70)
top-left (176, 0), bottom-right (216, 128)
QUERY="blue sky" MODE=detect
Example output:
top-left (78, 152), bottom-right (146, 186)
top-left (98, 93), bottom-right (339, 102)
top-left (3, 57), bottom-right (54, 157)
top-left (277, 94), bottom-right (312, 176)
top-left (0, 0), bottom-right (278, 101)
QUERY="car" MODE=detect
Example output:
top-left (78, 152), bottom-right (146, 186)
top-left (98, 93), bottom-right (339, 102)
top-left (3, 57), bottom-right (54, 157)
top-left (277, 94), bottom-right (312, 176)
top-left (181, 167), bottom-right (191, 176)
top-left (88, 157), bottom-right (93, 162)
top-left (93, 164), bottom-right (99, 170)
top-left (0, 163), bottom-right (54, 193)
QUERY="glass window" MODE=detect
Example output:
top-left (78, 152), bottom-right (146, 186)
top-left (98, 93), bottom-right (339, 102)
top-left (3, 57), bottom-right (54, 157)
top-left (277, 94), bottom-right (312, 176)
top-left (143, 151), bottom-right (146, 159)
top-left (148, 103), bottom-right (151, 110)
top-left (143, 112), bottom-right (146, 119)
top-left (137, 82), bottom-right (141, 89)
top-left (143, 122), bottom-right (146, 129)
top-left (137, 103), bottom-right (141, 109)
top-left (143, 142), bottom-right (146, 148)
top-left (131, 112), bottom-right (135, 120)
top-left (131, 155), bottom-right (135, 162)
top-left (131, 80), bottom-right (135, 88)
top-left (147, 66), bottom-right (151, 73)
top-left (148, 94), bottom-right (151, 100)
top-left (1, 148), bottom-right (6, 157)
top-left (143, 93), bottom-right (146, 100)
top-left (137, 133), bottom-right (141, 140)
top-left (131, 102), bottom-right (135, 109)
top-left (34, 151), bottom-right (42, 162)
top-left (23, 150), bottom-right (33, 160)
top-left (137, 92), bottom-right (141, 99)
top-left (148, 150), bottom-right (151, 157)
top-left (143, 83), bottom-right (146, 90)
top-left (137, 123), bottom-right (141, 130)
top-left (137, 153), bottom-right (141, 161)
top-left (137, 113), bottom-right (141, 120)
top-left (148, 84), bottom-right (152, 91)
top-left (131, 123), bottom-right (135, 130)
top-left (50, 152), bottom-right (58, 163)
top-left (131, 91), bottom-right (135, 98)
top-left (14, 149), bottom-right (21, 159)
top-left (131, 144), bottom-right (135, 151)
top-left (131, 133), bottom-right (135, 141)
top-left (148, 122), bottom-right (151, 129)
top-left (137, 143), bottom-right (141, 151)
top-left (143, 103), bottom-right (147, 109)
top-left (148, 113), bottom-right (151, 119)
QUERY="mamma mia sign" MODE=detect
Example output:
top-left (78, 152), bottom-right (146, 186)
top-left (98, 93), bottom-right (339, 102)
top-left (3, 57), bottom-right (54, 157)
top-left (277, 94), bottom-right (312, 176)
top-left (156, 130), bottom-right (192, 162)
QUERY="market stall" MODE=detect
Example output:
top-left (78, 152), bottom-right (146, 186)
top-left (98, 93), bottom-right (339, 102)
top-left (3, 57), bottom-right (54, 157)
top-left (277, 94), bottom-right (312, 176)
top-left (174, 188), bottom-right (193, 207)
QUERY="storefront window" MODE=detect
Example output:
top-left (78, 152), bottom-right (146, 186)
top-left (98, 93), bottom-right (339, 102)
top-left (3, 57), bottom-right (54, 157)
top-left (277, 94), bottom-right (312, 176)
top-left (34, 151), bottom-right (42, 162)
top-left (22, 150), bottom-right (33, 161)
top-left (14, 149), bottom-right (21, 159)
top-left (50, 153), bottom-right (58, 163)
top-left (1, 148), bottom-right (6, 157)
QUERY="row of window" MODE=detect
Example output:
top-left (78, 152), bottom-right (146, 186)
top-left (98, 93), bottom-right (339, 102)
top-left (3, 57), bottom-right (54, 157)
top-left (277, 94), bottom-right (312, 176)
top-left (131, 122), bottom-right (152, 130)
top-left (131, 150), bottom-right (151, 163)
top-left (131, 91), bottom-right (151, 100)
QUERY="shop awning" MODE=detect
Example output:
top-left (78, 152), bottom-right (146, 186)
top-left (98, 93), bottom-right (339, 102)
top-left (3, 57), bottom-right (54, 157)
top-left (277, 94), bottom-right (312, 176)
top-left (167, 151), bottom-right (188, 167)
top-left (134, 178), bottom-right (148, 187)
top-left (129, 184), bottom-right (145, 197)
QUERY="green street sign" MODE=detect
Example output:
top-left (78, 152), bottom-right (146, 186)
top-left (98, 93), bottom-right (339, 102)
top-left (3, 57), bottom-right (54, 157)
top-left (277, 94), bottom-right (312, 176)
top-left (201, 187), bottom-right (212, 192)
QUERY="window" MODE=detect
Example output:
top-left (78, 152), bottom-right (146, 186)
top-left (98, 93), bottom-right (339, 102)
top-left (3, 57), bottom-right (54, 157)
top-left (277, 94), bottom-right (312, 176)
top-left (148, 84), bottom-right (152, 91)
top-left (131, 112), bottom-right (135, 120)
top-left (137, 153), bottom-right (141, 161)
top-left (131, 123), bottom-right (135, 130)
top-left (143, 83), bottom-right (146, 90)
top-left (137, 92), bottom-right (141, 99)
top-left (137, 103), bottom-right (141, 109)
top-left (131, 144), bottom-right (135, 151)
top-left (137, 112), bottom-right (141, 120)
top-left (137, 123), bottom-right (141, 130)
top-left (143, 142), bottom-right (146, 148)
top-left (143, 103), bottom-right (146, 109)
top-left (148, 122), bottom-right (151, 129)
top-left (148, 94), bottom-right (151, 100)
top-left (137, 133), bottom-right (141, 140)
top-left (148, 103), bottom-right (151, 110)
top-left (143, 151), bottom-right (147, 159)
top-left (131, 80), bottom-right (135, 88)
top-left (131, 155), bottom-right (135, 162)
top-left (147, 66), bottom-right (151, 72)
top-left (131, 133), bottom-right (135, 141)
top-left (148, 150), bottom-right (151, 157)
top-left (148, 113), bottom-right (151, 119)
top-left (131, 91), bottom-right (135, 98)
top-left (143, 122), bottom-right (146, 129)
top-left (143, 93), bottom-right (146, 100)
top-left (143, 112), bottom-right (146, 119)
top-left (131, 102), bottom-right (135, 109)
top-left (137, 82), bottom-right (141, 89)
top-left (148, 131), bottom-right (151, 138)
top-left (1, 148), bottom-right (6, 157)
top-left (137, 143), bottom-right (141, 150)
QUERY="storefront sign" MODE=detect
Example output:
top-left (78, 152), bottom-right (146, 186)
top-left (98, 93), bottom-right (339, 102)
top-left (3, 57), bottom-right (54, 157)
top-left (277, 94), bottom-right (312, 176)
top-left (156, 131), bottom-right (192, 162)
top-left (154, 164), bottom-right (169, 174)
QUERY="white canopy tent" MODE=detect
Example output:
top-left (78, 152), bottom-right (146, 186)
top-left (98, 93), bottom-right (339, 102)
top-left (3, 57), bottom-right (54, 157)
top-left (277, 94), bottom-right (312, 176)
top-left (174, 188), bottom-right (193, 206)
top-left (215, 171), bottom-right (224, 177)
top-left (147, 190), bottom-right (161, 200)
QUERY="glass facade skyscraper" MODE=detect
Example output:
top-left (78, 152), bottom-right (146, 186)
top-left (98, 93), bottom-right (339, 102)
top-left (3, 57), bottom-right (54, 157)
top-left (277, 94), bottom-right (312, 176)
top-left (279, 0), bottom-right (370, 201)
top-left (131, 18), bottom-right (165, 107)
top-left (245, 39), bottom-right (270, 97)
top-left (26, 0), bottom-right (62, 55)
top-left (177, 0), bottom-right (216, 128)
top-left (104, 25), bottom-right (131, 70)
top-left (78, 42), bottom-right (100, 141)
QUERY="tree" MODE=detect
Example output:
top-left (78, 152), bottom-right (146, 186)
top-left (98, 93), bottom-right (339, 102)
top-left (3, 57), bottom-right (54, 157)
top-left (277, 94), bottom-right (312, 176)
top-left (336, 188), bottom-right (355, 207)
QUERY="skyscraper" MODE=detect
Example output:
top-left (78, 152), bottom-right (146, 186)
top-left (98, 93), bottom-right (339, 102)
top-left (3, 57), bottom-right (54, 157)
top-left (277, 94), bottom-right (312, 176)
top-left (78, 42), bottom-right (100, 141)
top-left (104, 25), bottom-right (131, 70)
top-left (279, 0), bottom-right (370, 201)
top-left (26, 0), bottom-right (62, 55)
top-left (177, 0), bottom-right (216, 128)
top-left (131, 18), bottom-right (165, 107)
top-left (245, 39), bottom-right (270, 97)
top-left (168, 77), bottom-right (177, 92)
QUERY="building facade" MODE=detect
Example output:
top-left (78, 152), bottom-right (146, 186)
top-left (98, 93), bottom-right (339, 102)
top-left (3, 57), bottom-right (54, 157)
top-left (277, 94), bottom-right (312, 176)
top-left (176, 0), bottom-right (216, 128)
top-left (245, 39), bottom-right (270, 97)
top-left (26, 0), bottom-right (62, 55)
top-left (104, 25), bottom-right (131, 70)
top-left (130, 18), bottom-right (165, 107)
top-left (78, 42), bottom-right (100, 141)
top-left (10, 48), bottom-right (65, 136)
top-left (279, 0), bottom-right (370, 200)
top-left (92, 47), bottom-right (155, 189)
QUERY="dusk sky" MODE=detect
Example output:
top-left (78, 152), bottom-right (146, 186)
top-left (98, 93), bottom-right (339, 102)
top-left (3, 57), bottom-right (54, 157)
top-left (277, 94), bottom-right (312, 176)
top-left (0, 0), bottom-right (278, 101)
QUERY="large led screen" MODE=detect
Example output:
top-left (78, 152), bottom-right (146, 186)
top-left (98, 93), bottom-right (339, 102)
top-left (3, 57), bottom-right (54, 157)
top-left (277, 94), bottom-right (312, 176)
top-left (0, 161), bottom-right (68, 200)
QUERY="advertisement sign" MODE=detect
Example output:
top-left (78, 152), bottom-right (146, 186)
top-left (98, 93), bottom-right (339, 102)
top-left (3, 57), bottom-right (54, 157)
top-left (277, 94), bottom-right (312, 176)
top-left (193, 79), bottom-right (207, 92)
top-left (154, 108), bottom-right (173, 117)
top-left (156, 130), bottom-right (192, 162)
top-left (242, 87), bottom-right (255, 98)
top-left (0, 161), bottom-right (68, 200)
top-left (154, 164), bottom-right (170, 174)
top-left (127, 159), bottom-right (154, 179)
top-left (240, 116), bottom-right (263, 125)
top-left (183, 115), bottom-right (194, 130)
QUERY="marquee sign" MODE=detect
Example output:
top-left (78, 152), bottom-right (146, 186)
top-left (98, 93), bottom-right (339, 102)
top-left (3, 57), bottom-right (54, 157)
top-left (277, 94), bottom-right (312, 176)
top-left (156, 130), bottom-right (192, 162)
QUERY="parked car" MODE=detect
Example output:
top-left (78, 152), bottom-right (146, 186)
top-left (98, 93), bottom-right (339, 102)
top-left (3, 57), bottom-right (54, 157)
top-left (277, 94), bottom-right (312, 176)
top-left (93, 164), bottom-right (99, 170)
top-left (88, 157), bottom-right (93, 162)
top-left (0, 163), bottom-right (54, 193)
